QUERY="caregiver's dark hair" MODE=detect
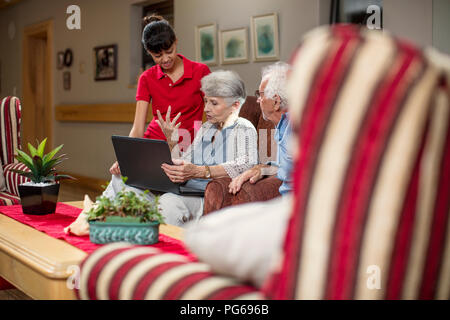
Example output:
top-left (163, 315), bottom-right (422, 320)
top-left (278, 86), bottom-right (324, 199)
top-left (142, 14), bottom-right (176, 54)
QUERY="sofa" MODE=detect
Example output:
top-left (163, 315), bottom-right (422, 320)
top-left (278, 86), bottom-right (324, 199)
top-left (203, 96), bottom-right (282, 215)
top-left (77, 25), bottom-right (450, 300)
top-left (0, 96), bottom-right (31, 291)
top-left (0, 96), bottom-right (30, 205)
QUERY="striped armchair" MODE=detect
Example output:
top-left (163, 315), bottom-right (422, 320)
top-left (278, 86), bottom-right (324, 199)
top-left (78, 25), bottom-right (449, 300)
top-left (0, 96), bottom-right (30, 205)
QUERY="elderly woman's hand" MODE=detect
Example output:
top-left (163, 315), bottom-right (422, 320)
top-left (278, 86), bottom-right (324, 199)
top-left (161, 159), bottom-right (203, 184)
top-left (156, 106), bottom-right (182, 143)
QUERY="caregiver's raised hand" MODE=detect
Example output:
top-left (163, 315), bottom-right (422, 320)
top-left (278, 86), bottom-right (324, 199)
top-left (156, 105), bottom-right (182, 144)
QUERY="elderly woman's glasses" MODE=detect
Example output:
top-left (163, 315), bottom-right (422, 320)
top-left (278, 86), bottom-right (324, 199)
top-left (255, 90), bottom-right (264, 99)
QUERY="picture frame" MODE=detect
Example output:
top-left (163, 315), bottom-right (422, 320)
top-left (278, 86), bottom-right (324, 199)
top-left (63, 71), bottom-right (71, 90)
top-left (330, 0), bottom-right (383, 30)
top-left (250, 13), bottom-right (280, 62)
top-left (195, 23), bottom-right (218, 66)
top-left (57, 51), bottom-right (64, 70)
top-left (219, 27), bottom-right (249, 65)
top-left (64, 48), bottom-right (73, 67)
top-left (93, 44), bottom-right (117, 81)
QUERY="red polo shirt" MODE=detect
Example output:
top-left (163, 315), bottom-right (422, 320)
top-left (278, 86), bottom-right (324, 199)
top-left (136, 54), bottom-right (210, 145)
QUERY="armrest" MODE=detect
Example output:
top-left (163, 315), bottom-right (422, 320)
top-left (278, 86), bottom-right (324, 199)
top-left (203, 177), bottom-right (233, 215)
top-left (2, 163), bottom-right (31, 196)
top-left (77, 243), bottom-right (261, 300)
top-left (203, 176), bottom-right (282, 215)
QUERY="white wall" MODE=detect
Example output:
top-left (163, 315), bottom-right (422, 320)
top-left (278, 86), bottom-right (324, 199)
top-left (383, 0), bottom-right (433, 47)
top-left (433, 0), bottom-right (450, 54)
top-left (174, 0), bottom-right (320, 94)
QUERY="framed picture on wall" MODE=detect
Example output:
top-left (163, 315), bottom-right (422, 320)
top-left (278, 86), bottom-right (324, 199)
top-left (250, 13), bottom-right (280, 62)
top-left (63, 71), bottom-right (71, 90)
top-left (93, 44), bottom-right (118, 81)
top-left (195, 23), bottom-right (218, 66)
top-left (57, 51), bottom-right (64, 70)
top-left (219, 27), bottom-right (249, 65)
top-left (330, 0), bottom-right (383, 29)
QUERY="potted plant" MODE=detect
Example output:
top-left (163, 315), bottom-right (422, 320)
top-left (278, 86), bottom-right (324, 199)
top-left (86, 179), bottom-right (165, 245)
top-left (12, 138), bottom-right (74, 215)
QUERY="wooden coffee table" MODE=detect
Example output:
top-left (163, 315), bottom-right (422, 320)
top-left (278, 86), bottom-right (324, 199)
top-left (0, 201), bottom-right (183, 300)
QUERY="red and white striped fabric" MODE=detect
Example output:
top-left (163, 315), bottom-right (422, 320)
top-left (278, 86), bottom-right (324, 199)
top-left (0, 190), bottom-right (20, 206)
top-left (77, 243), bottom-right (262, 300)
top-left (0, 96), bottom-right (28, 205)
top-left (0, 96), bottom-right (21, 166)
top-left (77, 25), bottom-right (449, 300)
top-left (3, 163), bottom-right (31, 197)
top-left (262, 25), bottom-right (450, 300)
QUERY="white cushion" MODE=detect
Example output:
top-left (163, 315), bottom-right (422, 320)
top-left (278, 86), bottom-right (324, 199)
top-left (184, 194), bottom-right (292, 288)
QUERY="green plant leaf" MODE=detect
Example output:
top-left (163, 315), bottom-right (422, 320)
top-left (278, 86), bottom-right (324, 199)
top-left (15, 151), bottom-right (39, 179)
top-left (9, 169), bottom-right (36, 182)
top-left (41, 157), bottom-right (67, 176)
top-left (12, 138), bottom-right (70, 184)
top-left (33, 155), bottom-right (43, 172)
top-left (54, 174), bottom-right (76, 181)
top-left (15, 154), bottom-right (33, 170)
top-left (42, 144), bottom-right (63, 164)
top-left (16, 149), bottom-right (34, 167)
top-left (36, 138), bottom-right (47, 158)
top-left (86, 190), bottom-right (164, 224)
top-left (101, 181), bottom-right (110, 190)
top-left (42, 174), bottom-right (56, 183)
top-left (27, 143), bottom-right (38, 158)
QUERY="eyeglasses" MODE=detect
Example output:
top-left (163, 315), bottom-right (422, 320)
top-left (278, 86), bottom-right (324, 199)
top-left (255, 90), bottom-right (265, 99)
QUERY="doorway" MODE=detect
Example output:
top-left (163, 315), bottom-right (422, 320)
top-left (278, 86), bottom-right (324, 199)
top-left (22, 20), bottom-right (53, 151)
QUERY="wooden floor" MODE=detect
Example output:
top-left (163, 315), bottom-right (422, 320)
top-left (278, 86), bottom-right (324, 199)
top-left (58, 179), bottom-right (103, 203)
top-left (0, 289), bottom-right (32, 300)
top-left (0, 180), bottom-right (102, 300)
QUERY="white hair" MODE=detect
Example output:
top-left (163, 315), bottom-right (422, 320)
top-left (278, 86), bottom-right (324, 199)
top-left (201, 70), bottom-right (246, 107)
top-left (261, 62), bottom-right (291, 109)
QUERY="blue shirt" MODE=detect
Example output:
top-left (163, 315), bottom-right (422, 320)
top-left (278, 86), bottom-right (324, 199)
top-left (273, 113), bottom-right (293, 195)
top-left (182, 117), bottom-right (258, 191)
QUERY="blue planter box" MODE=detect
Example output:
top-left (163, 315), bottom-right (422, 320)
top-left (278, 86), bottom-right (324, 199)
top-left (89, 216), bottom-right (160, 245)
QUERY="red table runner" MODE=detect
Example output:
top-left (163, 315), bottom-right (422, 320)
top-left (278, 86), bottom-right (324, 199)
top-left (0, 203), bottom-right (196, 260)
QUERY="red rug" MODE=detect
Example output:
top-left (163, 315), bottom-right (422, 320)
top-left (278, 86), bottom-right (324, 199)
top-left (0, 203), bottom-right (196, 260)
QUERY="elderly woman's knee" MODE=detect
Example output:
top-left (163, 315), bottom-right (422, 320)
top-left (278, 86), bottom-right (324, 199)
top-left (159, 193), bottom-right (186, 222)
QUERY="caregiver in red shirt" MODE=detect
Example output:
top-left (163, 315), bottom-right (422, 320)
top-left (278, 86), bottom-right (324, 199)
top-left (110, 14), bottom-right (211, 175)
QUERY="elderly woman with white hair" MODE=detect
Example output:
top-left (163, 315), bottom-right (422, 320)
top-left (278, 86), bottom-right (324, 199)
top-left (98, 70), bottom-right (258, 227)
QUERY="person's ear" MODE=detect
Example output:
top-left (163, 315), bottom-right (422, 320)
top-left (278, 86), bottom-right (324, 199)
top-left (273, 94), bottom-right (281, 111)
top-left (232, 101), bottom-right (240, 112)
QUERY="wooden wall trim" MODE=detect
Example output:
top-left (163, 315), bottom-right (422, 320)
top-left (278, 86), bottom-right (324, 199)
top-left (55, 103), bottom-right (153, 123)
top-left (60, 171), bottom-right (108, 192)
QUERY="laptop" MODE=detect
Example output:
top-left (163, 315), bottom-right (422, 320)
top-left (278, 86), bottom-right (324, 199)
top-left (111, 135), bottom-right (205, 196)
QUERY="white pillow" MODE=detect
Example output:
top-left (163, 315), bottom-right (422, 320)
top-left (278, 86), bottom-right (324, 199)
top-left (184, 194), bottom-right (292, 288)
top-left (0, 162), bottom-right (5, 191)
